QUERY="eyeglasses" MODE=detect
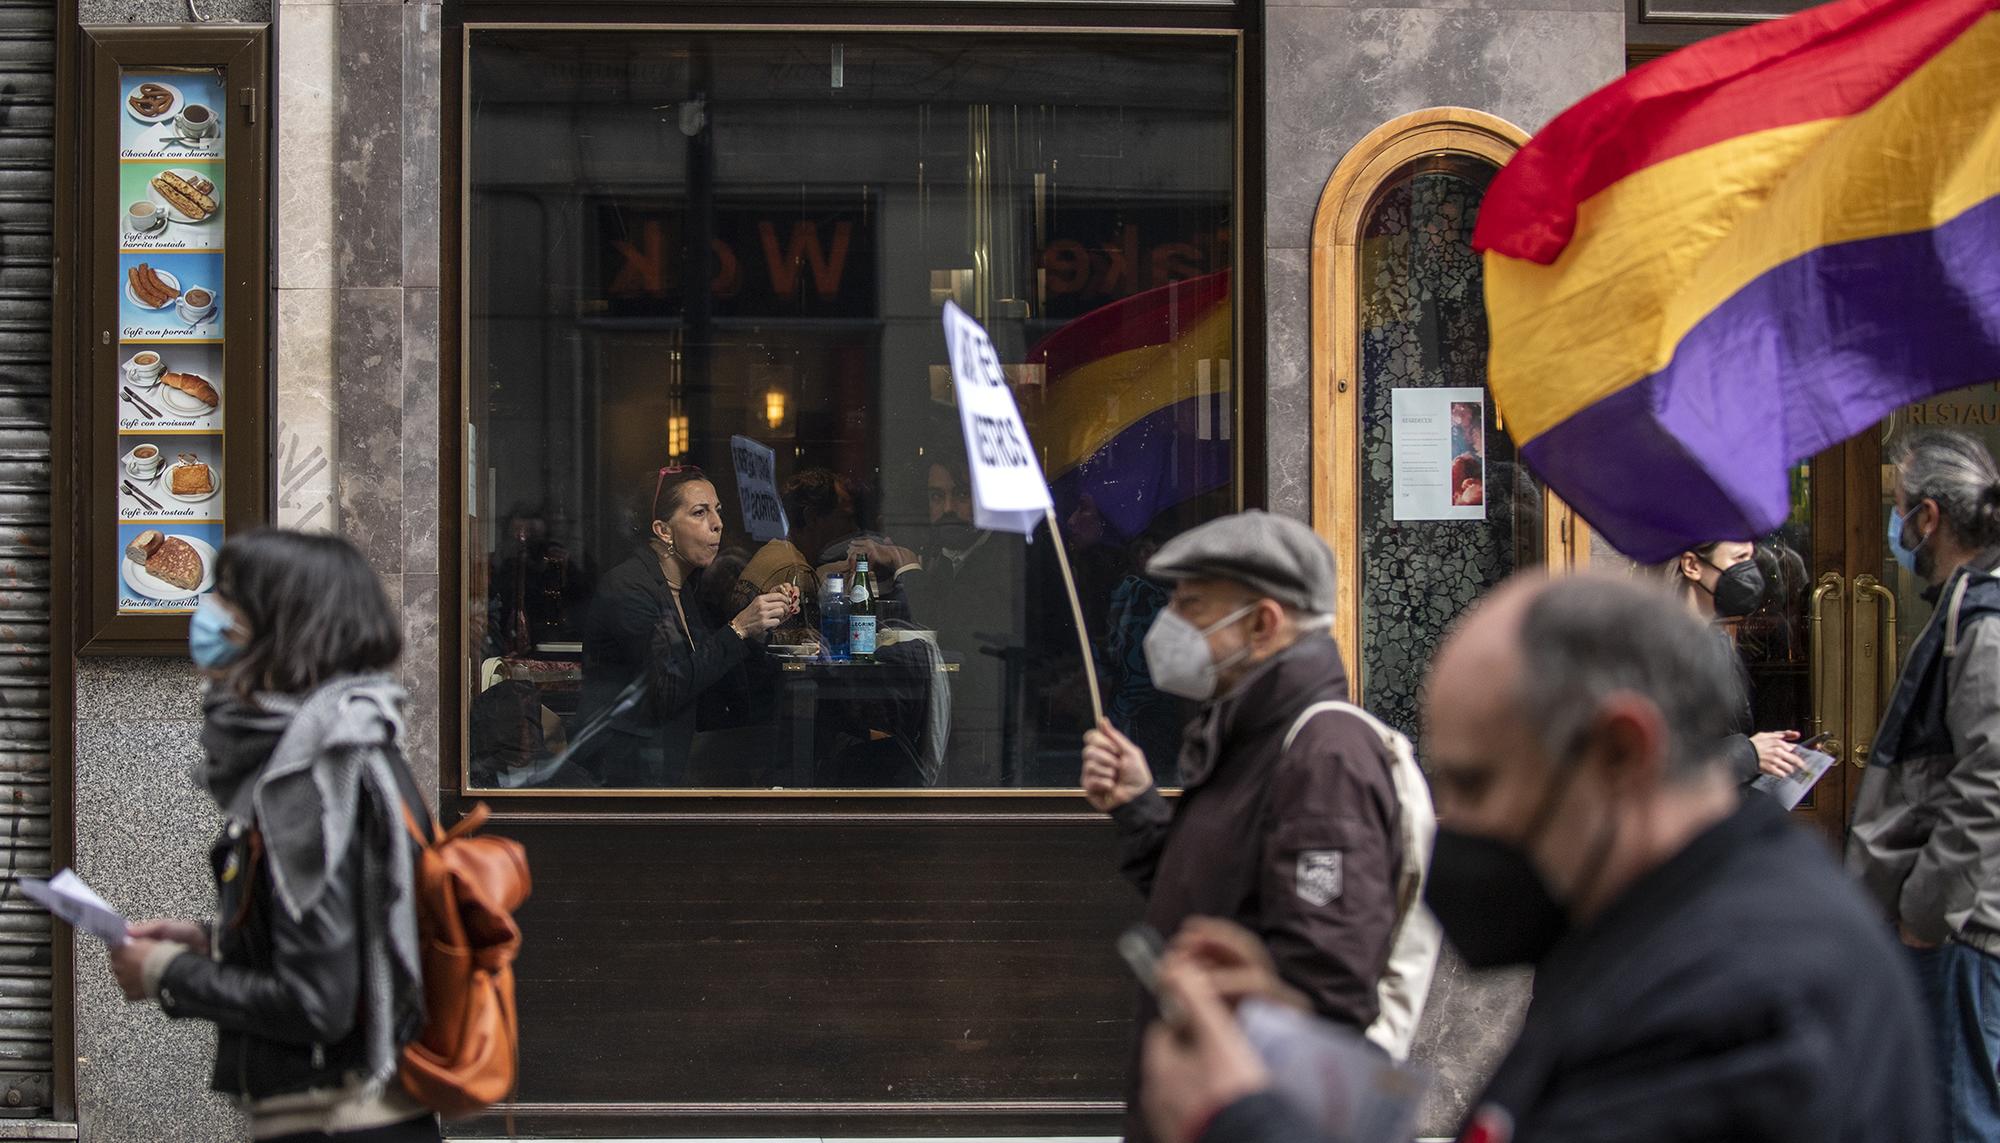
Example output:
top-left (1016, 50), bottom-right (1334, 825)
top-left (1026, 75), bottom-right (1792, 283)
top-left (651, 464), bottom-right (705, 522)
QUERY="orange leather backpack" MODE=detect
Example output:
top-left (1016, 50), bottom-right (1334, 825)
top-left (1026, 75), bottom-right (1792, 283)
top-left (393, 761), bottom-right (533, 1118)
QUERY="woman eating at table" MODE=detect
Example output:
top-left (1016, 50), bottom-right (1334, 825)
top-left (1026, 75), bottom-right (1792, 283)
top-left (576, 466), bottom-right (795, 787)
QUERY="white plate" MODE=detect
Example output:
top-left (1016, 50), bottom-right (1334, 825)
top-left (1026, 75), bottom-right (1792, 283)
top-left (124, 266), bottom-right (181, 312)
top-left (125, 82), bottom-right (182, 125)
top-left (121, 353), bottom-right (168, 389)
top-left (121, 534), bottom-right (216, 602)
top-left (767, 643), bottom-right (820, 659)
top-left (157, 380), bottom-right (218, 415)
top-left (146, 168), bottom-right (219, 226)
top-left (161, 461), bottom-right (217, 504)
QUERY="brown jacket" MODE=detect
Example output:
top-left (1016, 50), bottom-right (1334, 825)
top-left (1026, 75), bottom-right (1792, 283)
top-left (1111, 634), bottom-right (1402, 1139)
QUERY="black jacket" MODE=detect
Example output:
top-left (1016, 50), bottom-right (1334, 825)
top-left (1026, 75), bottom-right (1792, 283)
top-left (578, 549), bottom-right (763, 786)
top-left (1200, 797), bottom-right (1936, 1143)
top-left (1114, 635), bottom-right (1402, 1143)
top-left (156, 782), bottom-right (417, 1101)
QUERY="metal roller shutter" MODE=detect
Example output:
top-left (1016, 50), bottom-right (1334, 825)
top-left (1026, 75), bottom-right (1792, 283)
top-left (0, 0), bottom-right (56, 1118)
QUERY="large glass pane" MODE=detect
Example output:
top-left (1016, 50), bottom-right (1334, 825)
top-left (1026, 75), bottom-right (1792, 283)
top-left (465, 32), bottom-right (1237, 791)
top-left (1356, 157), bottom-right (1539, 739)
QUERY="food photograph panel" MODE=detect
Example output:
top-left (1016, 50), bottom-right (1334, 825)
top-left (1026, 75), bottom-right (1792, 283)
top-left (116, 342), bottom-right (222, 431)
top-left (116, 520), bottom-right (221, 613)
top-left (120, 70), bottom-right (225, 161)
top-left (118, 250), bottom-right (222, 340)
top-left (116, 431), bottom-right (221, 523)
top-left (118, 162), bottom-right (223, 252)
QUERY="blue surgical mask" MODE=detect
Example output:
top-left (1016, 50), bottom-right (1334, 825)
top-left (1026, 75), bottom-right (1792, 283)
top-left (1889, 506), bottom-right (1930, 574)
top-left (189, 595), bottom-right (244, 669)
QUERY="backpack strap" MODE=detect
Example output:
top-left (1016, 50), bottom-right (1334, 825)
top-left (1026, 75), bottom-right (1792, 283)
top-left (383, 745), bottom-right (438, 847)
top-left (1282, 700), bottom-right (1441, 1061)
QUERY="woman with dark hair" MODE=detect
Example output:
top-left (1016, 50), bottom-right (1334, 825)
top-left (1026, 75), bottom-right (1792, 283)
top-left (1667, 539), bottom-right (1806, 786)
top-left (576, 466), bottom-right (794, 786)
top-left (104, 529), bottom-right (438, 1142)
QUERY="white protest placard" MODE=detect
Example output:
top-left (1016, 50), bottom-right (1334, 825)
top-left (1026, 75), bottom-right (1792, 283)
top-left (729, 435), bottom-right (790, 543)
top-left (941, 301), bottom-right (1052, 536)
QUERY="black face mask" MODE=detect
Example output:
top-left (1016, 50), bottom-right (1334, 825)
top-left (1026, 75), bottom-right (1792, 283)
top-left (1705, 558), bottom-right (1766, 618)
top-left (1423, 742), bottom-right (1614, 969)
top-left (1424, 828), bottom-right (1570, 969)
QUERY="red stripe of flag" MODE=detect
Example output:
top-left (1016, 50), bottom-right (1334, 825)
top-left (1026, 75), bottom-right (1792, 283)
top-left (1472, 0), bottom-right (1995, 265)
top-left (1028, 270), bottom-right (1230, 381)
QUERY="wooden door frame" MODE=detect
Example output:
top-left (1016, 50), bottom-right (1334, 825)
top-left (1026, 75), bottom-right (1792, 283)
top-left (1308, 107), bottom-right (1584, 694)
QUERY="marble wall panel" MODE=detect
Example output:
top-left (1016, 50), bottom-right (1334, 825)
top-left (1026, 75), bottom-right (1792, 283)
top-left (276, 287), bottom-right (337, 531)
top-left (1264, 246), bottom-right (1313, 524)
top-left (333, 4), bottom-right (405, 289)
top-left (1264, 5), bottom-right (1623, 249)
top-left (277, 3), bottom-right (337, 290)
top-left (333, 286), bottom-right (406, 574)
top-left (402, 289), bottom-right (440, 574)
top-left (402, 3), bottom-right (442, 290)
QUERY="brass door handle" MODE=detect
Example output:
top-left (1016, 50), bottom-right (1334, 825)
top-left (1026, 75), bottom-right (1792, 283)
top-left (1850, 575), bottom-right (1899, 770)
top-left (1811, 573), bottom-right (1847, 767)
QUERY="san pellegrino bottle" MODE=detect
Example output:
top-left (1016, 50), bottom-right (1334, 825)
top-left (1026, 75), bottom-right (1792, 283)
top-left (848, 557), bottom-right (877, 662)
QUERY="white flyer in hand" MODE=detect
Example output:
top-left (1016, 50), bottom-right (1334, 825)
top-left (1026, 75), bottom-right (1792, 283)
top-left (1749, 745), bottom-right (1837, 811)
top-left (1238, 998), bottom-right (1428, 1143)
top-left (941, 301), bottom-right (1052, 537)
top-left (20, 868), bottom-right (129, 946)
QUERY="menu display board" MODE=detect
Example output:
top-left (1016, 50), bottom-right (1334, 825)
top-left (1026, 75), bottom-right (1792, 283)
top-left (115, 68), bottom-right (226, 614)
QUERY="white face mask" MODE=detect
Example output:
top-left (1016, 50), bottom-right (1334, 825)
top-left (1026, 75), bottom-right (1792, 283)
top-left (1144, 603), bottom-right (1259, 701)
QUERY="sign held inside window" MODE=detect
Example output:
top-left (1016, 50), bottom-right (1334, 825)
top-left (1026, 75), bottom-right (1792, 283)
top-left (729, 435), bottom-right (789, 544)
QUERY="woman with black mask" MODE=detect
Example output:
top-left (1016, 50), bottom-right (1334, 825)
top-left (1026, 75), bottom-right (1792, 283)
top-left (1670, 539), bottom-right (1806, 785)
top-left (104, 530), bottom-right (438, 1143)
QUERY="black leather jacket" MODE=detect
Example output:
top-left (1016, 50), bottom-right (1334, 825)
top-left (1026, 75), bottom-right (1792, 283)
top-left (156, 790), bottom-right (411, 1101)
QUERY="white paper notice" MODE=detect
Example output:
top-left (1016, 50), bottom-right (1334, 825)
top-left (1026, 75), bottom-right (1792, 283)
top-left (21, 869), bottom-right (129, 946)
top-left (1749, 745), bottom-right (1837, 810)
top-left (941, 301), bottom-right (1051, 536)
top-left (729, 435), bottom-right (790, 543)
top-left (1391, 387), bottom-right (1487, 522)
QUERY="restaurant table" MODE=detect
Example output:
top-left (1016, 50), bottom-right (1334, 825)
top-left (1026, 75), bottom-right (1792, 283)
top-left (773, 650), bottom-right (960, 787)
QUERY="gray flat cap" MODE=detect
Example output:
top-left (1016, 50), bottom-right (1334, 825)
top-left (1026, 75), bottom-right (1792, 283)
top-left (1146, 510), bottom-right (1336, 613)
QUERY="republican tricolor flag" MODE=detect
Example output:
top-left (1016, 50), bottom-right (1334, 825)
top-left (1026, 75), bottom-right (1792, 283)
top-left (1474, 0), bottom-right (2000, 562)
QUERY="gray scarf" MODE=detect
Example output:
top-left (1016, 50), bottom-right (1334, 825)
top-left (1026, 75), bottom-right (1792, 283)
top-left (197, 673), bottom-right (423, 1087)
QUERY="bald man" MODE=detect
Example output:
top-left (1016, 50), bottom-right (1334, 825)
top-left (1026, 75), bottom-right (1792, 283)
top-left (1142, 574), bottom-right (1935, 1143)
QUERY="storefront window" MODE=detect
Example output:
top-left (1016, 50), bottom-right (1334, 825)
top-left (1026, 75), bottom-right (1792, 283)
top-left (464, 31), bottom-right (1237, 791)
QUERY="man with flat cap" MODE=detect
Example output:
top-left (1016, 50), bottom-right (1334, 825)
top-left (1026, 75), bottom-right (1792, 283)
top-left (1082, 510), bottom-right (1425, 1143)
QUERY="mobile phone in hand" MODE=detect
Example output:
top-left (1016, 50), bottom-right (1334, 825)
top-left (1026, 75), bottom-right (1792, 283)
top-left (1117, 924), bottom-right (1186, 1028)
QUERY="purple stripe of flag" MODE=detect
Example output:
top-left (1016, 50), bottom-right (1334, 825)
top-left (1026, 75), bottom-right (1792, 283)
top-left (1052, 395), bottom-right (1233, 539)
top-left (1525, 192), bottom-right (2000, 563)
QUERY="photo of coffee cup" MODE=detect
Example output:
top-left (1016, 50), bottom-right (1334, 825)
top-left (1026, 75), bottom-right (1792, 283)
top-left (174, 103), bottom-right (217, 142)
top-left (124, 350), bottom-right (166, 385)
top-left (177, 286), bottom-right (215, 327)
top-left (126, 200), bottom-right (166, 234)
top-left (123, 443), bottom-right (164, 480)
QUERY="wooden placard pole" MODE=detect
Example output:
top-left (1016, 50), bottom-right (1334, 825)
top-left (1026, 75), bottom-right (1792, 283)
top-left (1045, 507), bottom-right (1105, 725)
